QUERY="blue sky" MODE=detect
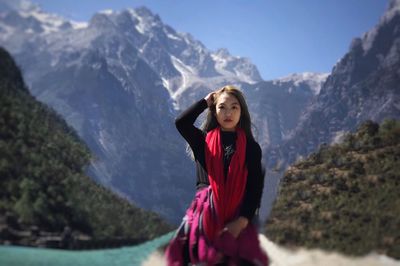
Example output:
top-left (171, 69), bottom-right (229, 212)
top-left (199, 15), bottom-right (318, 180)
top-left (32, 0), bottom-right (389, 80)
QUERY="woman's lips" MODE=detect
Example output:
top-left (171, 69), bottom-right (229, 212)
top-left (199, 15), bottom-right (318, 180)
top-left (224, 119), bottom-right (233, 122)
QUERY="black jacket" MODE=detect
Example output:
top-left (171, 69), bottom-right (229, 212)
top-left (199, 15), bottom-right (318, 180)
top-left (175, 99), bottom-right (264, 220)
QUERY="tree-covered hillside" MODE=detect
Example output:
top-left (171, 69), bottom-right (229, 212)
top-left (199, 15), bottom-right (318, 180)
top-left (0, 47), bottom-right (171, 247)
top-left (265, 119), bottom-right (400, 259)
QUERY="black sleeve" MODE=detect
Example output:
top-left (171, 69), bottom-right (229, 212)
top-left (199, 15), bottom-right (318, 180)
top-left (175, 99), bottom-right (208, 155)
top-left (239, 141), bottom-right (265, 221)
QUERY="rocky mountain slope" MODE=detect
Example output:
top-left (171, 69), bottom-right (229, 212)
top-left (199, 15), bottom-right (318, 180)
top-left (0, 47), bottom-right (171, 247)
top-left (0, 0), bottom-right (327, 222)
top-left (266, 0), bottom-right (400, 170)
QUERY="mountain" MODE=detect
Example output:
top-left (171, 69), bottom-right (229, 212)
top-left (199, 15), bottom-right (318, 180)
top-left (265, 119), bottom-right (400, 259)
top-left (244, 72), bottom-right (329, 145)
top-left (0, 2), bottom-right (201, 223)
top-left (0, 47), bottom-right (171, 248)
top-left (266, 0), bottom-right (400, 170)
top-left (0, 1), bottom-right (328, 223)
top-left (259, 0), bottom-right (400, 222)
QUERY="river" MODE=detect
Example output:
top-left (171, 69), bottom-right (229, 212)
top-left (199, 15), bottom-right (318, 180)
top-left (0, 232), bottom-right (173, 266)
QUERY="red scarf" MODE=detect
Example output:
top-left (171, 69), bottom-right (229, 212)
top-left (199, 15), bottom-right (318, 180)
top-left (203, 127), bottom-right (248, 241)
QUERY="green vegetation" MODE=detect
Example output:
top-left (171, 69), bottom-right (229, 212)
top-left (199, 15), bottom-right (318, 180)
top-left (265, 119), bottom-right (400, 259)
top-left (0, 47), bottom-right (171, 244)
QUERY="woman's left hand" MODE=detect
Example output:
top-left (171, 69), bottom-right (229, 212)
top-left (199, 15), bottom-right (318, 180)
top-left (220, 216), bottom-right (249, 238)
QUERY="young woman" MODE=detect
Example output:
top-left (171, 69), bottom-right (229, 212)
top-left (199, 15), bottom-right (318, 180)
top-left (166, 85), bottom-right (268, 265)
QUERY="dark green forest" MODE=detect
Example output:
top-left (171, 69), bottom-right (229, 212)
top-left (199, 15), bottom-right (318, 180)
top-left (0, 47), bottom-right (171, 247)
top-left (265, 119), bottom-right (400, 259)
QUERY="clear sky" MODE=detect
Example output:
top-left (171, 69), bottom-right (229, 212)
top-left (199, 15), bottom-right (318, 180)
top-left (31, 0), bottom-right (389, 80)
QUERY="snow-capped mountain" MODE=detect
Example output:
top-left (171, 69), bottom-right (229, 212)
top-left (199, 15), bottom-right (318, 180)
top-left (241, 75), bottom-right (329, 219)
top-left (273, 72), bottom-right (330, 95)
top-left (266, 0), bottom-right (400, 170)
top-left (0, 1), bottom-right (263, 104)
top-left (0, 0), bottom-right (84, 39)
top-left (0, 0), bottom-right (328, 222)
top-left (244, 73), bottom-right (329, 146)
top-left (254, 0), bottom-right (400, 220)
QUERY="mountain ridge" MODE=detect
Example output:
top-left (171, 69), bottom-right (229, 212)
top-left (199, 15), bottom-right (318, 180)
top-left (0, 47), bottom-right (172, 248)
top-left (0, 0), bottom-right (331, 223)
top-left (266, 0), bottom-right (400, 171)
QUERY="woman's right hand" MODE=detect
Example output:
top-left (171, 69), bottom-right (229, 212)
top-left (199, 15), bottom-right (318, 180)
top-left (204, 92), bottom-right (215, 107)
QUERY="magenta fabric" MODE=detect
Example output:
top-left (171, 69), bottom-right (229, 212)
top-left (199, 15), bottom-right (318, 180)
top-left (165, 187), bottom-right (269, 265)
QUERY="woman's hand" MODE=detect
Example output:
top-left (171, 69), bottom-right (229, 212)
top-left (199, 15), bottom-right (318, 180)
top-left (220, 216), bottom-right (249, 238)
top-left (204, 92), bottom-right (215, 107)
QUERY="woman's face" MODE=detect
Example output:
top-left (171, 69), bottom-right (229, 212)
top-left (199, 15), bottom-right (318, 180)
top-left (215, 92), bottom-right (241, 132)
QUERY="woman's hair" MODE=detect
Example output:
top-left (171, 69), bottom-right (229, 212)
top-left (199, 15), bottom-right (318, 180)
top-left (186, 85), bottom-right (255, 159)
top-left (201, 85), bottom-right (255, 141)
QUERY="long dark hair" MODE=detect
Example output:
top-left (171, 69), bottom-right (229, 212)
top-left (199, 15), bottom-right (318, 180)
top-left (186, 85), bottom-right (255, 159)
top-left (201, 85), bottom-right (255, 141)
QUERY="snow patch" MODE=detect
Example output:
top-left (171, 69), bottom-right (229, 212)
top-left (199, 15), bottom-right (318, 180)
top-left (71, 21), bottom-right (88, 29)
top-left (273, 72), bottom-right (330, 95)
top-left (16, 4), bottom-right (72, 34)
top-left (162, 78), bottom-right (172, 95)
top-left (211, 51), bottom-right (259, 84)
top-left (127, 8), bottom-right (159, 35)
top-left (164, 28), bottom-right (180, 40)
top-left (166, 32), bottom-right (180, 40)
top-left (170, 55), bottom-right (197, 99)
top-left (99, 9), bottom-right (114, 15)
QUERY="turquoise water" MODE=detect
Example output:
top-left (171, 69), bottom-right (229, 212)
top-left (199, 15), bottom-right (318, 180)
top-left (0, 232), bottom-right (173, 266)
